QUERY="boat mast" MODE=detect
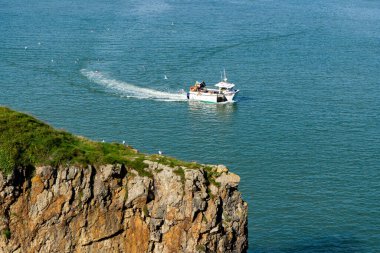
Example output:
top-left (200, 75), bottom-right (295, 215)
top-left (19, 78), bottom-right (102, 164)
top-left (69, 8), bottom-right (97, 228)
top-left (223, 69), bottom-right (228, 82)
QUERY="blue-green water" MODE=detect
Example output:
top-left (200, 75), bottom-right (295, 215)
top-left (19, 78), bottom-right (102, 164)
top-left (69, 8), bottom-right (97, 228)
top-left (1, 0), bottom-right (380, 251)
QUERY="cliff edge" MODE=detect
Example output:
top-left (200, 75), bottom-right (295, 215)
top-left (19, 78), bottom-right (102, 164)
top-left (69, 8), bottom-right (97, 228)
top-left (0, 107), bottom-right (248, 252)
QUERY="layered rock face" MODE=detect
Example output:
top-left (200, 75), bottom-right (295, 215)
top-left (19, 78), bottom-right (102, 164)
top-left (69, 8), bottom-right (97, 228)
top-left (0, 162), bottom-right (248, 252)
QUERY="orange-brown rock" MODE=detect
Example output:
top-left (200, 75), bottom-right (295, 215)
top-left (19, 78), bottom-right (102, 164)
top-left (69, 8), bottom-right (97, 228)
top-left (0, 163), bottom-right (248, 252)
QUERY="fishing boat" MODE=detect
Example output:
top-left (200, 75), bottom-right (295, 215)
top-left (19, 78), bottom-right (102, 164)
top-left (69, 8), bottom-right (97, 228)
top-left (186, 70), bottom-right (239, 103)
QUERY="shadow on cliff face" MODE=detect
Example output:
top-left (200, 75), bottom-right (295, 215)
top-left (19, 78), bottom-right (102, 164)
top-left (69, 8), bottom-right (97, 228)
top-left (253, 235), bottom-right (364, 253)
top-left (13, 165), bottom-right (35, 188)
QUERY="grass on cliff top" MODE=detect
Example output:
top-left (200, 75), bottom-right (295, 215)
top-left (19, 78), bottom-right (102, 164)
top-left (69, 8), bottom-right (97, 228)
top-left (0, 107), bottom-right (146, 175)
top-left (150, 154), bottom-right (201, 169)
top-left (0, 107), bottom-right (214, 182)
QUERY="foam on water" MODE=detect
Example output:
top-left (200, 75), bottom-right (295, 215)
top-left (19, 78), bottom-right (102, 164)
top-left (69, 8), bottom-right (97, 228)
top-left (81, 69), bottom-right (187, 101)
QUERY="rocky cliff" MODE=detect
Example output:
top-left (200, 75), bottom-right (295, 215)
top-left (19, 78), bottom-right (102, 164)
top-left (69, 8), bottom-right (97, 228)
top-left (0, 163), bottom-right (247, 253)
top-left (0, 107), bottom-right (248, 252)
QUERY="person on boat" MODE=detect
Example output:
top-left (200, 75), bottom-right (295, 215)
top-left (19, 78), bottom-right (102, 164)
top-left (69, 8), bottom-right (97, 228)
top-left (190, 81), bottom-right (206, 92)
top-left (197, 81), bottom-right (207, 92)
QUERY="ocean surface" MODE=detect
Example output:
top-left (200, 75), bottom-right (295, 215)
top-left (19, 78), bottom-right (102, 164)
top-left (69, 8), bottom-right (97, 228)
top-left (1, 0), bottom-right (380, 251)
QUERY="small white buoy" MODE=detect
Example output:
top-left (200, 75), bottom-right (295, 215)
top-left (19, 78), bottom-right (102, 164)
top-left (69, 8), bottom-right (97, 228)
top-left (24, 46), bottom-right (28, 50)
top-left (122, 140), bottom-right (126, 145)
top-left (164, 75), bottom-right (168, 80)
top-left (158, 150), bottom-right (163, 155)
top-left (51, 59), bottom-right (54, 63)
top-left (38, 42), bottom-right (41, 45)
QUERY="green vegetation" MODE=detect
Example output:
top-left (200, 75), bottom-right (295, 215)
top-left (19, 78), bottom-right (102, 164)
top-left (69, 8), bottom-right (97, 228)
top-left (152, 155), bottom-right (200, 169)
top-left (0, 107), bottom-right (146, 175)
top-left (204, 166), bottom-right (221, 188)
top-left (196, 244), bottom-right (206, 252)
top-left (143, 205), bottom-right (149, 217)
top-left (222, 212), bottom-right (232, 222)
top-left (125, 157), bottom-right (151, 178)
top-left (0, 107), bottom-right (224, 187)
top-left (202, 213), bottom-right (208, 223)
top-left (3, 228), bottom-right (11, 240)
top-left (173, 167), bottom-right (185, 184)
top-left (78, 190), bottom-right (83, 202)
top-left (207, 187), bottom-right (215, 199)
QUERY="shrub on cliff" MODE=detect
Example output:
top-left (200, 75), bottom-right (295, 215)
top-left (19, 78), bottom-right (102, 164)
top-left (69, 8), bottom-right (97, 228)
top-left (0, 107), bottom-right (142, 174)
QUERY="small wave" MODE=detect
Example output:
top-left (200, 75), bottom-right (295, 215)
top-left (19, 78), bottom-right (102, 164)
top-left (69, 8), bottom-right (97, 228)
top-left (81, 69), bottom-right (187, 102)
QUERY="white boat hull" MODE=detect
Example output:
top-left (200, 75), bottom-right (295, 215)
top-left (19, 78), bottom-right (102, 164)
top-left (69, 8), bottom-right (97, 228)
top-left (187, 90), bottom-right (238, 103)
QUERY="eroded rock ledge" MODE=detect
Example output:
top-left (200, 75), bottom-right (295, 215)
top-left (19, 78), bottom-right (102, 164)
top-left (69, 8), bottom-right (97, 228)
top-left (0, 162), bottom-right (247, 252)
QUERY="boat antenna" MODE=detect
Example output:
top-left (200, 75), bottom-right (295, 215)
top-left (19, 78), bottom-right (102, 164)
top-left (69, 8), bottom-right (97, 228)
top-left (223, 68), bottom-right (228, 82)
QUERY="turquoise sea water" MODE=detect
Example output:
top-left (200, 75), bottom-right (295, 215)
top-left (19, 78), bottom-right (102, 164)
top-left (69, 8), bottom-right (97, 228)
top-left (1, 0), bottom-right (380, 251)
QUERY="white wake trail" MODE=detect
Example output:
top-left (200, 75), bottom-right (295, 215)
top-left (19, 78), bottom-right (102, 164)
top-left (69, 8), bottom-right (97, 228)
top-left (81, 69), bottom-right (187, 101)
